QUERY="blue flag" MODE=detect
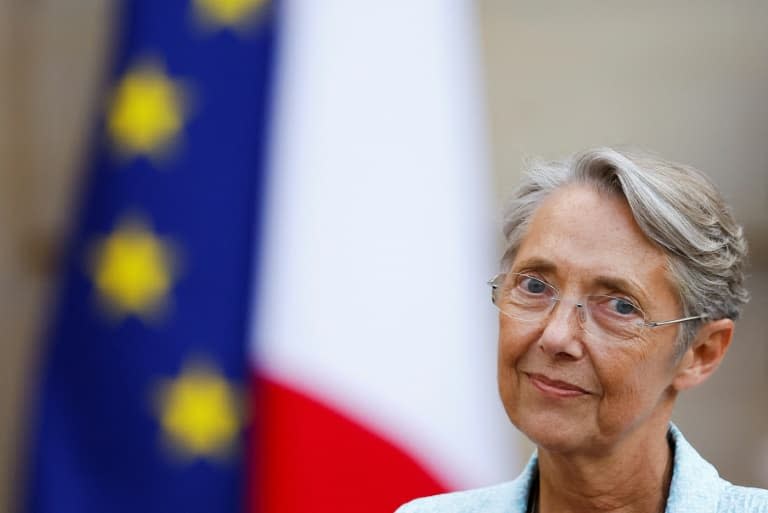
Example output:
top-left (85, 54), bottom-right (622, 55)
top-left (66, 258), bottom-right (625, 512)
top-left (25, 1), bottom-right (276, 511)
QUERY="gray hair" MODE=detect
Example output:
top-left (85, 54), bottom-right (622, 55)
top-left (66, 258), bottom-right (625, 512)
top-left (501, 147), bottom-right (749, 352)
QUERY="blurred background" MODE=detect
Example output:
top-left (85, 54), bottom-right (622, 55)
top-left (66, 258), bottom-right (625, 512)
top-left (1, 0), bottom-right (767, 511)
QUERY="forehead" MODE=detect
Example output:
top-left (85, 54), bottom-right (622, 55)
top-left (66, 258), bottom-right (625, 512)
top-left (512, 184), bottom-right (671, 294)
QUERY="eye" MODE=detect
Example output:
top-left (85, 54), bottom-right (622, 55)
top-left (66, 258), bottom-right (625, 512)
top-left (518, 276), bottom-right (549, 295)
top-left (611, 297), bottom-right (639, 316)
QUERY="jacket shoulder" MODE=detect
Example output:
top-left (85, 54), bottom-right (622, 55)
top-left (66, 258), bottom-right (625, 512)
top-left (395, 481), bottom-right (522, 513)
top-left (718, 484), bottom-right (768, 512)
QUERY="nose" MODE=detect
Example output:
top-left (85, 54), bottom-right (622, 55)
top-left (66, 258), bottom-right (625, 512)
top-left (537, 298), bottom-right (586, 360)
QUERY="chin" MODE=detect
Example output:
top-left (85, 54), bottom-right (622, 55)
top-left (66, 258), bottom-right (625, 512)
top-left (508, 407), bottom-right (594, 454)
top-left (501, 383), bottom-right (590, 453)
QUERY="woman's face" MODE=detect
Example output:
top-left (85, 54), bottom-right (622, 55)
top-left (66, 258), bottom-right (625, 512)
top-left (498, 184), bottom-right (687, 455)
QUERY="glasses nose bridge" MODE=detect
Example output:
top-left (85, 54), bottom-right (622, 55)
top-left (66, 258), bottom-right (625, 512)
top-left (548, 295), bottom-right (588, 326)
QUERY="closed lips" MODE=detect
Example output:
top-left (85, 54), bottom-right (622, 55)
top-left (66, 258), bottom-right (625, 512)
top-left (527, 373), bottom-right (591, 394)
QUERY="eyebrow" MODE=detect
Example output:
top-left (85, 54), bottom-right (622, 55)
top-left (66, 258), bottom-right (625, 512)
top-left (511, 257), bottom-right (557, 275)
top-left (512, 256), bottom-right (651, 305)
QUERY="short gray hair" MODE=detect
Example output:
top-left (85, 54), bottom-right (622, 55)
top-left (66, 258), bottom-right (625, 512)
top-left (501, 147), bottom-right (749, 352)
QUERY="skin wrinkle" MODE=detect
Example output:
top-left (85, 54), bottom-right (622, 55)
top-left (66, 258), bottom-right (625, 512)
top-left (538, 437), bottom-right (673, 513)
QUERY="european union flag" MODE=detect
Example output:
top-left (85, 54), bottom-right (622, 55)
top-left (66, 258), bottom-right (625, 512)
top-left (25, 1), bottom-right (276, 511)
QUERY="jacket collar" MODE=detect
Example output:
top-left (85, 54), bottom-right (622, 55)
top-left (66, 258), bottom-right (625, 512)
top-left (665, 423), bottom-right (726, 513)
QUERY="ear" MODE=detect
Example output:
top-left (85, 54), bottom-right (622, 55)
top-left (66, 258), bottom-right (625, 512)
top-left (672, 318), bottom-right (734, 392)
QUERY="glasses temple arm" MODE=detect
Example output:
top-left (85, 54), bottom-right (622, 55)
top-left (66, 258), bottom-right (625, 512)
top-left (646, 314), bottom-right (707, 328)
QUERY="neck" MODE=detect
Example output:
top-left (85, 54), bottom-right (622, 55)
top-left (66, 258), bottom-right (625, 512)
top-left (536, 422), bottom-right (673, 513)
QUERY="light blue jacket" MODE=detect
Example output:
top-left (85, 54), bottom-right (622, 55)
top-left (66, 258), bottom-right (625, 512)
top-left (396, 425), bottom-right (768, 512)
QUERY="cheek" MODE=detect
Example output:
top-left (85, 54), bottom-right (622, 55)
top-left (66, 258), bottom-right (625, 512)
top-left (497, 322), bottom-right (517, 391)
top-left (497, 318), bottom-right (539, 368)
top-left (589, 338), bottom-right (675, 429)
top-left (497, 319), bottom-right (539, 403)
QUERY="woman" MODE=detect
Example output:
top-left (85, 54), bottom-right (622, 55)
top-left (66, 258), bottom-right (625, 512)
top-left (397, 148), bottom-right (768, 513)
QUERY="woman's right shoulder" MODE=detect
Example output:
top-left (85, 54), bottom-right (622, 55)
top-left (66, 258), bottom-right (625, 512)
top-left (395, 481), bottom-right (523, 513)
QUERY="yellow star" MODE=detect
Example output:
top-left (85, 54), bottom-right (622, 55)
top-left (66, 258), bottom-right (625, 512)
top-left (155, 359), bottom-right (242, 460)
top-left (88, 217), bottom-right (175, 321)
top-left (107, 63), bottom-right (185, 157)
top-left (193, 0), bottom-right (266, 29)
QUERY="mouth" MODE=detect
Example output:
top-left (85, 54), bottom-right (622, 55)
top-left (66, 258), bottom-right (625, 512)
top-left (526, 373), bottom-right (591, 397)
